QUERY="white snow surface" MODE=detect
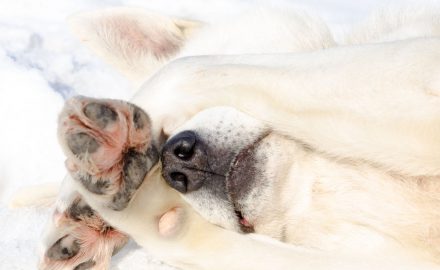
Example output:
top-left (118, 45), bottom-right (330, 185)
top-left (0, 0), bottom-right (434, 269)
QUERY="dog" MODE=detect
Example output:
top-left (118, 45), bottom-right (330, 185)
top-left (35, 6), bottom-right (440, 270)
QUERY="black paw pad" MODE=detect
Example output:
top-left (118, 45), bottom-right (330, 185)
top-left (132, 107), bottom-right (149, 130)
top-left (74, 260), bottom-right (96, 270)
top-left (83, 102), bottom-right (118, 129)
top-left (78, 174), bottom-right (111, 195)
top-left (46, 235), bottom-right (80, 261)
top-left (110, 146), bottom-right (158, 211)
top-left (67, 132), bottom-right (99, 155)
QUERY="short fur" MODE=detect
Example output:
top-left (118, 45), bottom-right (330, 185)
top-left (33, 7), bottom-right (440, 270)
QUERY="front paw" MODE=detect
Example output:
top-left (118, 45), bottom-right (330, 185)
top-left (58, 96), bottom-right (159, 210)
top-left (39, 194), bottom-right (128, 270)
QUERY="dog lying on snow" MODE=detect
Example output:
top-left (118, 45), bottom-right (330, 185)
top-left (32, 7), bottom-right (440, 270)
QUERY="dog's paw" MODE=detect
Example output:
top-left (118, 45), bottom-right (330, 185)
top-left (39, 194), bottom-right (128, 270)
top-left (58, 96), bottom-right (159, 210)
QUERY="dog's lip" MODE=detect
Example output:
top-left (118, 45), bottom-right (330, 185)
top-left (226, 131), bottom-right (271, 233)
top-left (227, 131), bottom-right (270, 179)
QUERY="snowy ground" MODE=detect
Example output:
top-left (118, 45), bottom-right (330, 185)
top-left (0, 0), bottom-right (433, 269)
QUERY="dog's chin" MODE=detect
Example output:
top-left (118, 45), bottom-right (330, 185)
top-left (226, 133), bottom-right (271, 233)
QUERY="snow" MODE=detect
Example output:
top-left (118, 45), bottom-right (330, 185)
top-left (0, 0), bottom-right (433, 269)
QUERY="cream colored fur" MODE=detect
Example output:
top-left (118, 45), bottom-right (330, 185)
top-left (34, 6), bottom-right (440, 270)
top-left (10, 182), bottom-right (60, 208)
top-left (68, 7), bottom-right (201, 88)
top-left (345, 7), bottom-right (440, 44)
top-left (140, 39), bottom-right (440, 177)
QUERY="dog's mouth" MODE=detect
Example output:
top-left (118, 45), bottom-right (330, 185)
top-left (226, 132), bottom-right (271, 233)
top-left (234, 210), bottom-right (254, 233)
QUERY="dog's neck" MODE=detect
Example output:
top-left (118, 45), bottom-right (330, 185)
top-left (249, 135), bottom-right (440, 260)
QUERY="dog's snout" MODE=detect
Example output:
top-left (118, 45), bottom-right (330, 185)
top-left (161, 131), bottom-right (207, 193)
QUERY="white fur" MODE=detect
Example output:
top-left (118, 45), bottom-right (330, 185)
top-left (345, 7), bottom-right (440, 44)
top-left (36, 6), bottom-right (440, 270)
top-left (68, 7), bottom-right (200, 88)
top-left (10, 182), bottom-right (60, 208)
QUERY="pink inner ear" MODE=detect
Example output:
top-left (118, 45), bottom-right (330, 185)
top-left (102, 16), bottom-right (184, 61)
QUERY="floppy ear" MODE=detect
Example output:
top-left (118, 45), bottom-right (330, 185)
top-left (68, 7), bottom-right (201, 87)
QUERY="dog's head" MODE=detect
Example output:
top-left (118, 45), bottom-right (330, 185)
top-left (36, 6), bottom-right (334, 268)
top-left (161, 107), bottom-right (295, 232)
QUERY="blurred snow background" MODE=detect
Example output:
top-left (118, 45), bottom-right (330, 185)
top-left (0, 0), bottom-right (434, 269)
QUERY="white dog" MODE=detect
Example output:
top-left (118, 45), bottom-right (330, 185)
top-left (32, 7), bottom-right (440, 270)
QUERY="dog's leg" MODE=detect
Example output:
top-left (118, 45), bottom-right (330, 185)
top-left (140, 209), bottom-right (440, 270)
top-left (54, 96), bottom-right (185, 267)
top-left (137, 38), bottom-right (440, 177)
top-left (41, 179), bottom-right (437, 270)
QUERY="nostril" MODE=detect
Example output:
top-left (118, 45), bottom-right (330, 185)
top-left (174, 143), bottom-right (194, 160)
top-left (169, 172), bottom-right (188, 193)
top-left (173, 137), bottom-right (195, 161)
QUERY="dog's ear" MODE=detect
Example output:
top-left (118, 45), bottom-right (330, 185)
top-left (68, 8), bottom-right (201, 87)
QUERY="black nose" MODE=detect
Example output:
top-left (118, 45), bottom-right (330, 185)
top-left (161, 131), bottom-right (208, 193)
